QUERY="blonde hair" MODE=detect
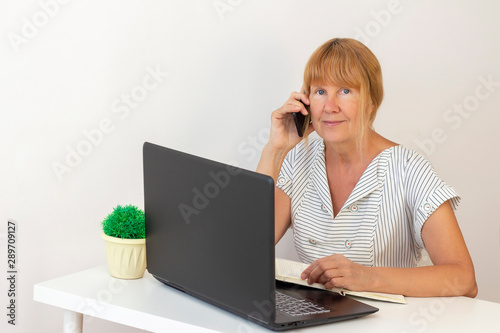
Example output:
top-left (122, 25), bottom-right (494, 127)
top-left (302, 38), bottom-right (384, 146)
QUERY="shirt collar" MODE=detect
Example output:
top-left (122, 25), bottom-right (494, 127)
top-left (310, 140), bottom-right (389, 218)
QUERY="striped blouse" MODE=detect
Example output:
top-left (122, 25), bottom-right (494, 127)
top-left (276, 138), bottom-right (460, 268)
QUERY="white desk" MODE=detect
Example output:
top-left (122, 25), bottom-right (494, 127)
top-left (34, 265), bottom-right (500, 333)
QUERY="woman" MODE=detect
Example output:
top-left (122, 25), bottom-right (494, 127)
top-left (257, 38), bottom-right (477, 297)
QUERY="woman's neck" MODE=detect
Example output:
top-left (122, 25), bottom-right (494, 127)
top-left (323, 130), bottom-right (397, 168)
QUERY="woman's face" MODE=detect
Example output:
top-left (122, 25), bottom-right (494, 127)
top-left (309, 83), bottom-right (362, 146)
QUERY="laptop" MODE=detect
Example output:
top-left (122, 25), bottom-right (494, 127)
top-left (143, 142), bottom-right (378, 331)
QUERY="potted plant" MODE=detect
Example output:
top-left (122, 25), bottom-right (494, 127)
top-left (101, 204), bottom-right (147, 279)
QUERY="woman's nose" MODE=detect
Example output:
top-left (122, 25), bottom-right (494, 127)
top-left (324, 97), bottom-right (340, 113)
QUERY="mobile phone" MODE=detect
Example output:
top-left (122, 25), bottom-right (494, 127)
top-left (292, 103), bottom-right (310, 137)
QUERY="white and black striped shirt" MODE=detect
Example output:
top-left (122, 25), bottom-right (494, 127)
top-left (277, 138), bottom-right (460, 268)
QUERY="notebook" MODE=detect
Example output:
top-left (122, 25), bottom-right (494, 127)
top-left (276, 258), bottom-right (406, 304)
top-left (143, 142), bottom-right (378, 331)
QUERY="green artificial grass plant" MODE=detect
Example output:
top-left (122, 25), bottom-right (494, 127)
top-left (102, 205), bottom-right (146, 239)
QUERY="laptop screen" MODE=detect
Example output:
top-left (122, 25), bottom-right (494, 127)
top-left (143, 142), bottom-right (276, 322)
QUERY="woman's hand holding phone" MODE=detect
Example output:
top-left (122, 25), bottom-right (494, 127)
top-left (267, 90), bottom-right (312, 153)
top-left (257, 88), bottom-right (313, 185)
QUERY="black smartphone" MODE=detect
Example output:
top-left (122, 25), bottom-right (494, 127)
top-left (292, 103), bottom-right (310, 137)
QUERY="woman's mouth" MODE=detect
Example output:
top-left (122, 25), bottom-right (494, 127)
top-left (323, 120), bottom-right (344, 127)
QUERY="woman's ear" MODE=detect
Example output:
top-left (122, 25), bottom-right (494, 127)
top-left (368, 100), bottom-right (375, 115)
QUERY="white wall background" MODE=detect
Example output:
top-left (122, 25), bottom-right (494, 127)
top-left (1, 0), bottom-right (499, 332)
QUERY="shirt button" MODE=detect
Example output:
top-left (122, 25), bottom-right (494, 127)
top-left (277, 176), bottom-right (286, 185)
top-left (349, 205), bottom-right (359, 213)
top-left (422, 202), bottom-right (432, 212)
top-left (309, 239), bottom-right (317, 245)
top-left (321, 204), bottom-right (328, 213)
top-left (345, 240), bottom-right (352, 249)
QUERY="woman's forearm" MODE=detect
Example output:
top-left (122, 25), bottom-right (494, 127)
top-left (256, 144), bottom-right (289, 184)
top-left (369, 264), bottom-right (478, 297)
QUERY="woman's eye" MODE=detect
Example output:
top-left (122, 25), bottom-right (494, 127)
top-left (317, 89), bottom-right (325, 95)
top-left (341, 88), bottom-right (350, 94)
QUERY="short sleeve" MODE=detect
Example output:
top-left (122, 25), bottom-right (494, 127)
top-left (405, 151), bottom-right (460, 248)
top-left (276, 150), bottom-right (294, 197)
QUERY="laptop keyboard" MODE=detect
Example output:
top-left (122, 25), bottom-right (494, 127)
top-left (275, 291), bottom-right (331, 317)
